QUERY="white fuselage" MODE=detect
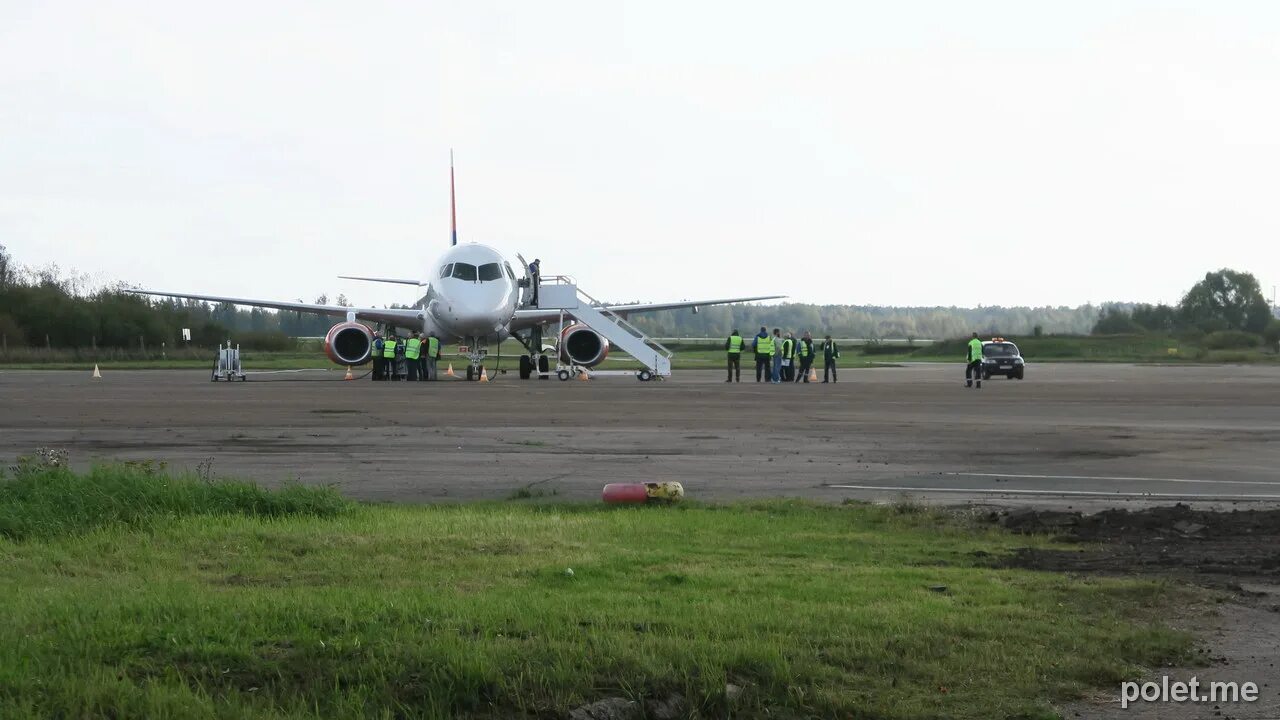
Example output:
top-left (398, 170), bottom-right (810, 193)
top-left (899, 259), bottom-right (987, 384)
top-left (412, 243), bottom-right (520, 343)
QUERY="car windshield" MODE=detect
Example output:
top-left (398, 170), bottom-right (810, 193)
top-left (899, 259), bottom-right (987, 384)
top-left (439, 263), bottom-right (453, 279)
top-left (983, 342), bottom-right (1019, 358)
top-left (451, 263), bottom-right (477, 281)
top-left (477, 263), bottom-right (503, 282)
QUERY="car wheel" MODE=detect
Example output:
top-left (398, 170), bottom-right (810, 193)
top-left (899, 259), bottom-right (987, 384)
top-left (638, 370), bottom-right (652, 382)
top-left (557, 369), bottom-right (571, 381)
top-left (982, 370), bottom-right (991, 381)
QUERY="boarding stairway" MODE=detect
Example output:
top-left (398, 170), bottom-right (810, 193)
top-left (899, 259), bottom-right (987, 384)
top-left (535, 277), bottom-right (673, 378)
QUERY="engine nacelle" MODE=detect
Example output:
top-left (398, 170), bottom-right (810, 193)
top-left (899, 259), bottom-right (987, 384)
top-left (559, 324), bottom-right (610, 367)
top-left (324, 322), bottom-right (374, 366)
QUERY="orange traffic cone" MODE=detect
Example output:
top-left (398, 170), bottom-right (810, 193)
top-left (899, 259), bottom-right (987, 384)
top-left (479, 368), bottom-right (489, 382)
top-left (92, 364), bottom-right (102, 379)
top-left (445, 364), bottom-right (456, 377)
top-left (343, 366), bottom-right (354, 380)
top-left (808, 367), bottom-right (818, 382)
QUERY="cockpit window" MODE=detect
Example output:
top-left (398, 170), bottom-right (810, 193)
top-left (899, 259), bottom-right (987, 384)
top-left (478, 263), bottom-right (503, 282)
top-left (504, 262), bottom-right (516, 280)
top-left (439, 263), bottom-right (453, 279)
top-left (451, 263), bottom-right (477, 281)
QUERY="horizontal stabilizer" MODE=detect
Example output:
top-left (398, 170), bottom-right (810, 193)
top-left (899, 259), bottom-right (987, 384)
top-left (338, 276), bottom-right (424, 286)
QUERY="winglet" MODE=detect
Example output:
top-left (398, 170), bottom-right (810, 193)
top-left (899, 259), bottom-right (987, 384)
top-left (450, 150), bottom-right (458, 247)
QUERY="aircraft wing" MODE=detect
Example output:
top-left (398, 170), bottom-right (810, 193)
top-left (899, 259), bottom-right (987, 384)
top-left (337, 275), bottom-right (424, 286)
top-left (509, 295), bottom-right (785, 331)
top-left (124, 289), bottom-right (424, 327)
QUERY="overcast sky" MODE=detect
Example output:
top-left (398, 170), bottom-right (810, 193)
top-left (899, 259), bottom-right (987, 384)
top-left (2, 1), bottom-right (1277, 309)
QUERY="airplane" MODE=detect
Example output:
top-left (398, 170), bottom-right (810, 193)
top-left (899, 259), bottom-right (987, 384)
top-left (127, 161), bottom-right (783, 380)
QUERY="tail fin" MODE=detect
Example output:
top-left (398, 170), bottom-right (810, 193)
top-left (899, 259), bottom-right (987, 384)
top-left (450, 150), bottom-right (458, 246)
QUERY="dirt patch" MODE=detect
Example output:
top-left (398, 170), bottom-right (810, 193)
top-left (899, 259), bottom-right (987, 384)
top-left (993, 504), bottom-right (1280, 588)
top-left (992, 506), bottom-right (1280, 719)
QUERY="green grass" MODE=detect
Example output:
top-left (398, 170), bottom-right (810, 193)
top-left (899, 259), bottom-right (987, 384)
top-left (876, 334), bottom-right (1280, 364)
top-left (0, 466), bottom-right (1196, 719)
top-left (0, 462), bottom-right (349, 541)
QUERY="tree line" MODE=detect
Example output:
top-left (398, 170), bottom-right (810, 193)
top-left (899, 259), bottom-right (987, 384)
top-left (2, 244), bottom-right (1275, 351)
top-left (1091, 269), bottom-right (1280, 351)
top-left (0, 244), bottom-right (348, 351)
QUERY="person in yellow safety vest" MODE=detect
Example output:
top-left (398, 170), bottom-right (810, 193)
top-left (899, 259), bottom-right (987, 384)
top-left (780, 332), bottom-right (796, 382)
top-left (965, 332), bottom-right (985, 389)
top-left (793, 331), bottom-right (815, 383)
top-left (405, 332), bottom-right (422, 381)
top-left (769, 328), bottom-right (783, 383)
top-left (425, 334), bottom-right (441, 381)
top-left (383, 334), bottom-right (400, 381)
top-left (724, 329), bottom-right (744, 383)
top-left (753, 326), bottom-right (773, 383)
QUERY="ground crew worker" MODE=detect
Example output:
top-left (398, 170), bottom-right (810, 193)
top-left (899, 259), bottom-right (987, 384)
top-left (965, 332), bottom-right (984, 389)
top-left (382, 333), bottom-right (399, 381)
top-left (770, 328), bottom-right (783, 383)
top-left (425, 333), bottom-right (440, 380)
top-left (405, 332), bottom-right (422, 381)
top-left (822, 334), bottom-right (840, 383)
top-left (780, 332), bottom-right (796, 382)
top-left (794, 331), bottom-right (814, 383)
top-left (753, 326), bottom-right (773, 382)
top-left (725, 329), bottom-right (744, 382)
top-left (371, 332), bottom-right (385, 381)
top-left (384, 333), bottom-right (401, 380)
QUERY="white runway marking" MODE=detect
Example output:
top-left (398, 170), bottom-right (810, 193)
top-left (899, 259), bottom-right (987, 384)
top-left (827, 484), bottom-right (1280, 500)
top-left (946, 472), bottom-right (1280, 487)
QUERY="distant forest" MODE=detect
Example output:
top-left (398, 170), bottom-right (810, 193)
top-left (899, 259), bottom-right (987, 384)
top-left (628, 303), bottom-right (1097, 339)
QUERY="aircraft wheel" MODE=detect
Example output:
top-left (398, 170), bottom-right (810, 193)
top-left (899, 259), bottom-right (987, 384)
top-left (466, 366), bottom-right (474, 381)
top-left (519, 355), bottom-right (533, 380)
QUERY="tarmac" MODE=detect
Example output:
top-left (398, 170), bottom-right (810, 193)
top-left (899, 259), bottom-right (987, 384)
top-left (1, 362), bottom-right (1277, 509)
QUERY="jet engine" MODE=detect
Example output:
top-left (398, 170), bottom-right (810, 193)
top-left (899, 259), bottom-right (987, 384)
top-left (323, 322), bottom-right (374, 365)
top-left (559, 324), bottom-right (610, 367)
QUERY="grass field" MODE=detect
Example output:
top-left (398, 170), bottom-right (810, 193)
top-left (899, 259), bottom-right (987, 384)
top-left (0, 464), bottom-right (1197, 719)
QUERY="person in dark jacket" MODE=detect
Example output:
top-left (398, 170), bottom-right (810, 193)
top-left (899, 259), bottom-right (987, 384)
top-left (822, 335), bottom-right (840, 383)
top-left (724, 329), bottom-right (744, 382)
top-left (371, 332), bottom-right (385, 381)
top-left (794, 331), bottom-right (815, 383)
top-left (752, 326), bottom-right (772, 382)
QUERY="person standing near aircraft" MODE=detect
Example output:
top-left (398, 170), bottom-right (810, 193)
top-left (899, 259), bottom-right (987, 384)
top-left (794, 331), bottom-right (814, 383)
top-left (822, 334), bottom-right (840, 383)
top-left (391, 333), bottom-right (407, 379)
top-left (528, 258), bottom-right (541, 307)
top-left (770, 328), bottom-right (784, 383)
top-left (371, 331), bottom-right (385, 381)
top-left (426, 333), bottom-right (440, 381)
top-left (753, 326), bottom-right (772, 382)
top-left (382, 332), bottom-right (399, 381)
top-left (405, 332), bottom-right (422, 381)
top-left (724, 329), bottom-right (743, 382)
top-left (965, 332), bottom-right (984, 389)
top-left (780, 331), bottom-right (796, 382)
